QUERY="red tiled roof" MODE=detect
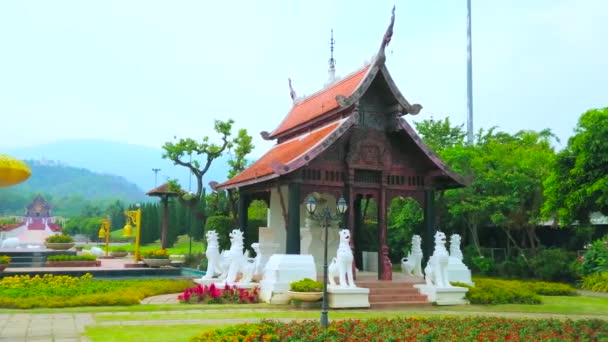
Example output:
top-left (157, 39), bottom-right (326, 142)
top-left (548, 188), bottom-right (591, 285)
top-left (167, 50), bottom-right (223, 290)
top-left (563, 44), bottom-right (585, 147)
top-left (268, 65), bottom-right (370, 139)
top-left (218, 120), bottom-right (343, 189)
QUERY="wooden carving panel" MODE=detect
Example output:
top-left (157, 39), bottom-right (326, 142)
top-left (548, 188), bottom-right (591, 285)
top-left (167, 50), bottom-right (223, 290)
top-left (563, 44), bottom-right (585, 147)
top-left (346, 128), bottom-right (392, 170)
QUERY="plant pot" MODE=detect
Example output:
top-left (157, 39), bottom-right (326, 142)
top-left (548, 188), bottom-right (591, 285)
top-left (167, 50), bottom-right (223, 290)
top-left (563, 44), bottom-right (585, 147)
top-left (45, 242), bottom-right (75, 250)
top-left (111, 251), bottom-right (128, 258)
top-left (143, 258), bottom-right (171, 267)
top-left (0, 264), bottom-right (8, 272)
top-left (288, 291), bottom-right (323, 302)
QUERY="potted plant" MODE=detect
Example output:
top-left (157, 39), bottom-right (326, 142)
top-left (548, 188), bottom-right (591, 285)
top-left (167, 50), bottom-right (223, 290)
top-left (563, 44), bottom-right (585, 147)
top-left (45, 234), bottom-right (75, 250)
top-left (143, 249), bottom-right (171, 267)
top-left (110, 247), bottom-right (128, 258)
top-left (288, 278), bottom-right (324, 302)
top-left (0, 255), bottom-right (10, 271)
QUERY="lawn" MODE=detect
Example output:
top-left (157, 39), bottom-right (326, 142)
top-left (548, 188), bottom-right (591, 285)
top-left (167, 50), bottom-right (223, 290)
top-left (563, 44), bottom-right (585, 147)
top-left (106, 233), bottom-right (207, 255)
top-left (83, 295), bottom-right (608, 342)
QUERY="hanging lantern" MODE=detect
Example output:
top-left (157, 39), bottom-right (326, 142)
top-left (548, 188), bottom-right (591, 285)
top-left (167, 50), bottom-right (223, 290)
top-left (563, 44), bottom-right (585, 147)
top-left (123, 222), bottom-right (133, 238)
top-left (0, 154), bottom-right (31, 187)
top-left (98, 227), bottom-right (106, 239)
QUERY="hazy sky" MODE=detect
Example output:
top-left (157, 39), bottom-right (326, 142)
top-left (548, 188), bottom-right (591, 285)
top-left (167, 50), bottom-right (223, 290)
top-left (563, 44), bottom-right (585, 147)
top-left (1, 0), bottom-right (606, 157)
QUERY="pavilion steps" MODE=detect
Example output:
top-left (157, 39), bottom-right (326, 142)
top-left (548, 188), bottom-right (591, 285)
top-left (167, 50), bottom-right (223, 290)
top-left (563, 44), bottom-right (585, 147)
top-left (356, 279), bottom-right (431, 309)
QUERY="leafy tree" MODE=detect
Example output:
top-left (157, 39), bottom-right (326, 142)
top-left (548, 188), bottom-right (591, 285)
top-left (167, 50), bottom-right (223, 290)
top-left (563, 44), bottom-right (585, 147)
top-left (414, 117), bottom-right (466, 154)
top-left (543, 107), bottom-right (608, 225)
top-left (387, 197), bottom-right (423, 261)
top-left (162, 119), bottom-right (237, 229)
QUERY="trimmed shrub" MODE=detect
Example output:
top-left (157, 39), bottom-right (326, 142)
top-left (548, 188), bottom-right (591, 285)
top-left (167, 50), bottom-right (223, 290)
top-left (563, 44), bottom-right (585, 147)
top-left (205, 215), bottom-right (233, 251)
top-left (453, 278), bottom-right (577, 304)
top-left (45, 234), bottom-right (74, 243)
top-left (290, 278), bottom-right (322, 292)
top-left (47, 254), bottom-right (96, 261)
top-left (581, 272), bottom-right (608, 293)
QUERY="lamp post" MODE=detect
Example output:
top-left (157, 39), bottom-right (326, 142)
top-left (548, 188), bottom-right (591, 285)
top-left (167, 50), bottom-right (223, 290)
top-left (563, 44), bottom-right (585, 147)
top-left (98, 218), bottom-right (111, 257)
top-left (122, 204), bottom-right (142, 262)
top-left (305, 195), bottom-right (348, 329)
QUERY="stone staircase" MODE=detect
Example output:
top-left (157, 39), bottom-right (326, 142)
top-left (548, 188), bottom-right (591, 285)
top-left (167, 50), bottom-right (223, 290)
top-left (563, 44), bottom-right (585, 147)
top-left (356, 274), bottom-right (430, 308)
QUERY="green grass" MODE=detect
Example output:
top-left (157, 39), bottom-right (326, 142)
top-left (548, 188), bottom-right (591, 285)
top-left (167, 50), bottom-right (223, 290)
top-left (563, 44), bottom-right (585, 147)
top-left (93, 296), bottom-right (608, 322)
top-left (104, 234), bottom-right (207, 255)
top-left (86, 324), bottom-right (223, 342)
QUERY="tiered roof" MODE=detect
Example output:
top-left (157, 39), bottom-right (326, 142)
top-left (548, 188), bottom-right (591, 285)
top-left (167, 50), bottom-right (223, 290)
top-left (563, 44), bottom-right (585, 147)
top-left (215, 8), bottom-right (465, 191)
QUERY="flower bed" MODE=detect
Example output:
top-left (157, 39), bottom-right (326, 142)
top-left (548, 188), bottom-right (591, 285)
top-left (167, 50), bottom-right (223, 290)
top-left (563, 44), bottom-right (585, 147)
top-left (178, 283), bottom-right (259, 304)
top-left (0, 273), bottom-right (193, 309)
top-left (190, 317), bottom-right (608, 342)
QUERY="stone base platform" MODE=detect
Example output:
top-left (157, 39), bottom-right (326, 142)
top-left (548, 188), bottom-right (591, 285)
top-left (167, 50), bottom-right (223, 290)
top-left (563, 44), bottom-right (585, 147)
top-left (327, 286), bottom-right (370, 308)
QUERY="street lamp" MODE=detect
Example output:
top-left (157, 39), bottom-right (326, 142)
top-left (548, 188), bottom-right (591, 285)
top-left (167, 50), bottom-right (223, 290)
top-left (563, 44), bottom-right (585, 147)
top-left (122, 204), bottom-right (142, 262)
top-left (305, 195), bottom-right (348, 329)
top-left (97, 218), bottom-right (111, 257)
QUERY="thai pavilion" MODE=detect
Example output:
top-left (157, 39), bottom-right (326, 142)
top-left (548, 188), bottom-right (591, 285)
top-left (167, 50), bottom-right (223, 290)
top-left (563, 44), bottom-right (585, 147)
top-left (213, 9), bottom-right (465, 280)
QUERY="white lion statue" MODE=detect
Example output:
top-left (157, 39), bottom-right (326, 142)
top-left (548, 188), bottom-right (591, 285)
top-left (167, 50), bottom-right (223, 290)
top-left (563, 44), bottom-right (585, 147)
top-left (449, 234), bottom-right (463, 261)
top-left (1, 237), bottom-right (20, 249)
top-left (223, 229), bottom-right (255, 284)
top-left (328, 229), bottom-right (356, 288)
top-left (202, 230), bottom-right (224, 280)
top-left (424, 231), bottom-right (451, 288)
top-left (401, 235), bottom-right (423, 277)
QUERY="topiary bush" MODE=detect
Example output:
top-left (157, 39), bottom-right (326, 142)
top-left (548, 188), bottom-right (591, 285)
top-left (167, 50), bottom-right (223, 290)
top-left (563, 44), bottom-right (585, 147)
top-left (47, 254), bottom-right (96, 261)
top-left (205, 215), bottom-right (233, 251)
top-left (45, 234), bottom-right (74, 243)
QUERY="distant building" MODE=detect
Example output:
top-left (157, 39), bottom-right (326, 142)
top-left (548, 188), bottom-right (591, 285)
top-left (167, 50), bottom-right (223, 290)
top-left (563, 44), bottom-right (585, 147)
top-left (25, 195), bottom-right (52, 218)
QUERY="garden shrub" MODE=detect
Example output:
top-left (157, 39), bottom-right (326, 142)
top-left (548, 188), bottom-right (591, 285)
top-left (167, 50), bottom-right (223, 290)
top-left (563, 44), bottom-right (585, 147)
top-left (470, 256), bottom-right (495, 276)
top-left (178, 283), bottom-right (259, 304)
top-left (529, 248), bottom-right (577, 282)
top-left (581, 272), bottom-right (608, 293)
top-left (45, 234), bottom-right (74, 243)
top-left (578, 236), bottom-right (608, 276)
top-left (47, 254), bottom-right (96, 261)
top-left (190, 317), bottom-right (608, 342)
top-left (289, 278), bottom-right (322, 292)
top-left (454, 278), bottom-right (577, 304)
top-left (0, 273), bottom-right (193, 309)
top-left (0, 255), bottom-right (10, 264)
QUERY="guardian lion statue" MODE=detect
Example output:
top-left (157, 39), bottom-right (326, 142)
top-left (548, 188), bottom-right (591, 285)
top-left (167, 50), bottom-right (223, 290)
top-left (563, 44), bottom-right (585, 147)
top-left (223, 229), bottom-right (255, 284)
top-left (449, 234), bottom-right (463, 261)
top-left (202, 230), bottom-right (224, 280)
top-left (424, 231), bottom-right (451, 288)
top-left (401, 235), bottom-right (423, 277)
top-left (328, 229), bottom-right (356, 288)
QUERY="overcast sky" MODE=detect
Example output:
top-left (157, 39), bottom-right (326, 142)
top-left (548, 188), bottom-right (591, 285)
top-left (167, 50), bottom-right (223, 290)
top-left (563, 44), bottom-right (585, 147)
top-left (1, 0), bottom-right (606, 156)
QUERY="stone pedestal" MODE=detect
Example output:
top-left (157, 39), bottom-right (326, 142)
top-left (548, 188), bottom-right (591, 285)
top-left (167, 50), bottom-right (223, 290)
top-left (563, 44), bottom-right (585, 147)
top-left (259, 254), bottom-right (316, 304)
top-left (362, 251), bottom-right (378, 272)
top-left (327, 286), bottom-right (370, 308)
top-left (414, 284), bottom-right (468, 305)
top-left (447, 258), bottom-right (474, 286)
top-left (214, 281), bottom-right (258, 290)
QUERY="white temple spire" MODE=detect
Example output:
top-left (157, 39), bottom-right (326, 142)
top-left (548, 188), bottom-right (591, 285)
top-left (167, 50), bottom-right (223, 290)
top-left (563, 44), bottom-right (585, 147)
top-left (325, 29), bottom-right (337, 87)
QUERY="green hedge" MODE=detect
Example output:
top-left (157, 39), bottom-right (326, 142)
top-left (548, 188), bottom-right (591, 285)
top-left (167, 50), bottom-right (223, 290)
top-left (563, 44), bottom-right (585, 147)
top-left (47, 254), bottom-right (96, 261)
top-left (453, 278), bottom-right (577, 304)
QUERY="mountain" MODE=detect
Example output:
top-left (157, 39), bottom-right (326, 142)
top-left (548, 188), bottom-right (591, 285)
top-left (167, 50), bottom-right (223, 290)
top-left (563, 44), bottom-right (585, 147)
top-left (0, 160), bottom-right (148, 216)
top-left (3, 139), bottom-right (231, 192)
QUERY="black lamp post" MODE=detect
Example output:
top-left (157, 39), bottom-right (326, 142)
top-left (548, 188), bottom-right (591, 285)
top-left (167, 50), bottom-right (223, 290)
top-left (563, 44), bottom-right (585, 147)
top-left (305, 195), bottom-right (348, 329)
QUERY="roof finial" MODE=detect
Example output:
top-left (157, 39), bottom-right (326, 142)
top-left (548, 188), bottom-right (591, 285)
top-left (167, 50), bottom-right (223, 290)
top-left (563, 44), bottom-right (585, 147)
top-left (326, 29), bottom-right (337, 86)
top-left (379, 6), bottom-right (396, 57)
top-left (288, 78), bottom-right (297, 103)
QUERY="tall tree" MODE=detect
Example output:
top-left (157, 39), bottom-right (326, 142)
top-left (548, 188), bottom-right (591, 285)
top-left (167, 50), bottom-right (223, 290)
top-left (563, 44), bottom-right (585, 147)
top-left (543, 107), bottom-right (608, 225)
top-left (226, 128), bottom-right (254, 221)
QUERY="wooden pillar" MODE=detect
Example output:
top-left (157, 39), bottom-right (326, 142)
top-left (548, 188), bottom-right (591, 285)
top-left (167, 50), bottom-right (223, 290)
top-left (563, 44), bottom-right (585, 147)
top-left (353, 196), bottom-right (363, 270)
top-left (423, 189), bottom-right (436, 266)
top-left (286, 182), bottom-right (301, 254)
top-left (238, 191), bottom-right (249, 246)
top-left (378, 175), bottom-right (392, 280)
top-left (161, 195), bottom-right (168, 250)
